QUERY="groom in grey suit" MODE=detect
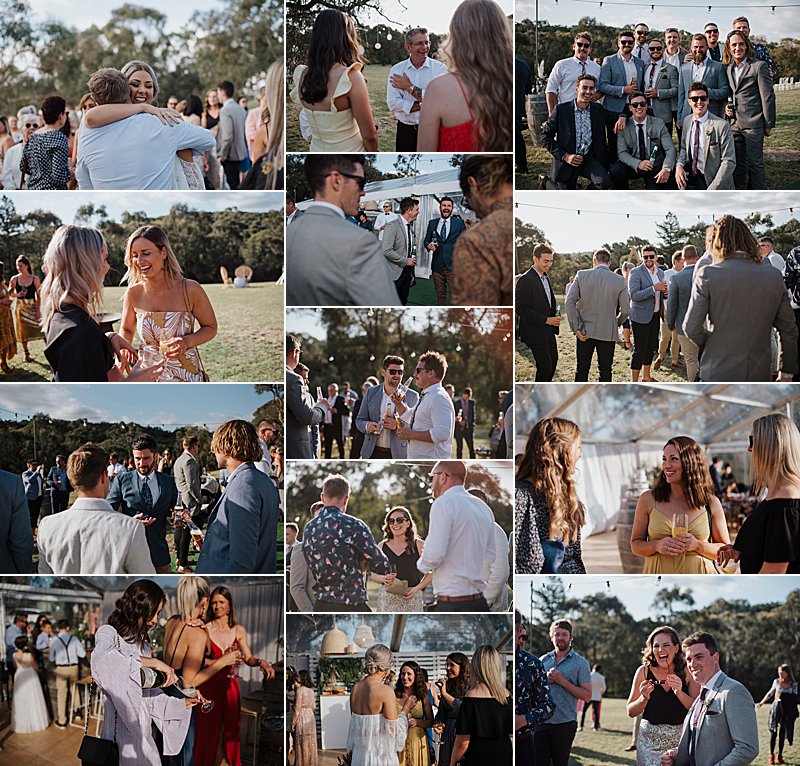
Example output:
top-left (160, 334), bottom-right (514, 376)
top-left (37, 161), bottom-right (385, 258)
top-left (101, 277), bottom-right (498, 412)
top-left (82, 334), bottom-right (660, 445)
top-left (382, 197), bottom-right (420, 305)
top-left (661, 632), bottom-right (758, 766)
top-left (286, 155), bottom-right (400, 307)
top-left (0, 469), bottom-right (33, 573)
top-left (216, 80), bottom-right (247, 190)
top-left (566, 248), bottom-right (629, 381)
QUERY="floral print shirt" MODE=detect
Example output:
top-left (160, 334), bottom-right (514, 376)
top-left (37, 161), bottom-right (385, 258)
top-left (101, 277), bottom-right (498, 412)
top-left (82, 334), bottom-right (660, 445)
top-left (515, 647), bottom-right (555, 736)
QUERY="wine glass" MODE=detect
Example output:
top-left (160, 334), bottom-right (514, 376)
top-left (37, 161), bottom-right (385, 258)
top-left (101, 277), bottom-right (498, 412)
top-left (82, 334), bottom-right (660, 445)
top-left (226, 643), bottom-right (240, 680)
top-left (178, 676), bottom-right (214, 713)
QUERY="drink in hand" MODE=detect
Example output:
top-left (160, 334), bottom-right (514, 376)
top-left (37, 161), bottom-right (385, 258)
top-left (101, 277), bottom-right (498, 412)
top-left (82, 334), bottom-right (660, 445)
top-left (671, 513), bottom-right (689, 537)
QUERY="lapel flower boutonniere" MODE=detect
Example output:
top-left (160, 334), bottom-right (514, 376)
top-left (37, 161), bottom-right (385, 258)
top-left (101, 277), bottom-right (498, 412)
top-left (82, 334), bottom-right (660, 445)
top-left (660, 66), bottom-right (668, 73)
top-left (706, 126), bottom-right (715, 138)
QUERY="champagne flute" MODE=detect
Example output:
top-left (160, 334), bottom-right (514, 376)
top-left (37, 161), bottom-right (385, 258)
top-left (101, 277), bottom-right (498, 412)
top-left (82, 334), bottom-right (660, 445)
top-left (226, 642), bottom-right (240, 680)
top-left (177, 676), bottom-right (215, 713)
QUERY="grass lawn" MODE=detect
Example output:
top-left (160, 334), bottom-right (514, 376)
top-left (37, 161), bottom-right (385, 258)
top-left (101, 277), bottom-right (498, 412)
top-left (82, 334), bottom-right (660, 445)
top-left (288, 64), bottom-right (398, 153)
top-left (516, 88), bottom-right (800, 190)
top-left (2, 282), bottom-right (284, 383)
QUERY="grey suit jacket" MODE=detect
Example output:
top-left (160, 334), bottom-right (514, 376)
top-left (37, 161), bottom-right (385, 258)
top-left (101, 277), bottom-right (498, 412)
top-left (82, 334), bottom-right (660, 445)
top-left (173, 451), bottom-right (201, 514)
top-left (286, 205), bottom-right (400, 306)
top-left (617, 116), bottom-right (677, 171)
top-left (566, 265), bottom-right (629, 342)
top-left (355, 384), bottom-right (420, 458)
top-left (382, 217), bottom-right (413, 280)
top-left (674, 672), bottom-right (758, 766)
top-left (288, 544), bottom-right (316, 612)
top-left (677, 59), bottom-right (731, 123)
top-left (217, 99), bottom-right (248, 162)
top-left (683, 253), bottom-right (798, 381)
top-left (0, 470), bottom-right (33, 574)
top-left (628, 264), bottom-right (666, 324)
top-left (727, 58), bottom-right (776, 130)
top-left (599, 53), bottom-right (646, 113)
top-left (286, 366), bottom-right (325, 459)
top-left (677, 113), bottom-right (736, 190)
top-left (666, 264), bottom-right (695, 336)
top-left (642, 60), bottom-right (679, 117)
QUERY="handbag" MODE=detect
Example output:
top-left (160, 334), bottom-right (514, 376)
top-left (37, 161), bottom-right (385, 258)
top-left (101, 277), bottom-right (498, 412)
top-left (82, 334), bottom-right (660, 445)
top-left (78, 682), bottom-right (119, 766)
top-left (540, 539), bottom-right (566, 574)
top-left (181, 278), bottom-right (210, 381)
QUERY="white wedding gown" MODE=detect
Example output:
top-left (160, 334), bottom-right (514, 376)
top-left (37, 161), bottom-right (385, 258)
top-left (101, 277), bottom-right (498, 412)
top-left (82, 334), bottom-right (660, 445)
top-left (11, 652), bottom-right (50, 733)
top-left (347, 712), bottom-right (409, 766)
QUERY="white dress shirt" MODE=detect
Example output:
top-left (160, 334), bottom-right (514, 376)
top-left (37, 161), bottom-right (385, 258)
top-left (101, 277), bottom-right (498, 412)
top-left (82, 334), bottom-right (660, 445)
top-left (37, 497), bottom-right (155, 574)
top-left (377, 387), bottom-right (396, 449)
top-left (107, 462), bottom-right (124, 478)
top-left (416, 484), bottom-right (496, 597)
top-left (376, 211), bottom-right (399, 241)
top-left (76, 113), bottom-right (215, 190)
top-left (692, 60), bottom-right (708, 83)
top-left (766, 251), bottom-right (786, 272)
top-left (386, 57), bottom-right (448, 126)
top-left (481, 522), bottom-right (510, 611)
top-left (665, 50), bottom-right (684, 70)
top-left (400, 381), bottom-right (455, 459)
top-left (49, 630), bottom-right (86, 665)
top-left (545, 57), bottom-right (602, 104)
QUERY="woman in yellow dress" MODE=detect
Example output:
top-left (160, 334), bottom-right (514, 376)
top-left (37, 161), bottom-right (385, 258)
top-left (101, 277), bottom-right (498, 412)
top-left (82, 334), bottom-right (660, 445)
top-left (0, 261), bottom-right (18, 372)
top-left (630, 435), bottom-right (730, 573)
top-left (8, 255), bottom-right (42, 362)
top-left (395, 661), bottom-right (433, 766)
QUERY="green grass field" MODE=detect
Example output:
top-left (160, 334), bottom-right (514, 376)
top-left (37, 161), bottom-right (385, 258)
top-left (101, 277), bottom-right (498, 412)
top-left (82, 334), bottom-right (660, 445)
top-left (3, 282), bottom-right (284, 383)
top-left (287, 64), bottom-right (398, 153)
top-left (516, 88), bottom-right (800, 190)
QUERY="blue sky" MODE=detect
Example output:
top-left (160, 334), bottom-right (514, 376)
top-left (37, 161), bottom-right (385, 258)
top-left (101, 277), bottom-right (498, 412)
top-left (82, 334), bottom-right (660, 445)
top-left (516, 191), bottom-right (800, 252)
top-left (0, 384), bottom-right (276, 429)
top-left (515, 0), bottom-right (798, 43)
top-left (3, 192), bottom-right (282, 223)
top-left (516, 575), bottom-right (800, 622)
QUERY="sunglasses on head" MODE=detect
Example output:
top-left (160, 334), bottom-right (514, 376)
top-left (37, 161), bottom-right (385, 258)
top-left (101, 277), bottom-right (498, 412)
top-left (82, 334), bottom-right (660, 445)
top-left (689, 95), bottom-right (709, 102)
top-left (575, 41), bottom-right (591, 49)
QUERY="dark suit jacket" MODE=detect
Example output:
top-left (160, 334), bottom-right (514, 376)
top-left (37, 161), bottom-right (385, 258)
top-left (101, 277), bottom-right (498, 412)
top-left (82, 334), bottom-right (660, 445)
top-left (0, 470), bottom-right (33, 574)
top-left (516, 267), bottom-right (558, 348)
top-left (423, 216), bottom-right (467, 272)
top-left (454, 398), bottom-right (476, 431)
top-left (107, 470), bottom-right (178, 568)
top-left (286, 366), bottom-right (324, 459)
top-left (197, 462), bottom-right (279, 574)
top-left (323, 395), bottom-right (347, 432)
top-left (541, 101), bottom-right (616, 184)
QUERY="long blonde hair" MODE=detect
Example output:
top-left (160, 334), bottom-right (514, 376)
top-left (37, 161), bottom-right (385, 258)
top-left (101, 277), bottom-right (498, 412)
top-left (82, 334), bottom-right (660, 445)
top-left (40, 225), bottom-right (107, 333)
top-left (516, 417), bottom-right (585, 542)
top-left (751, 413), bottom-right (800, 496)
top-left (122, 226), bottom-right (183, 286)
top-left (261, 59), bottom-right (285, 175)
top-left (470, 645), bottom-right (507, 703)
top-left (438, 0), bottom-right (512, 151)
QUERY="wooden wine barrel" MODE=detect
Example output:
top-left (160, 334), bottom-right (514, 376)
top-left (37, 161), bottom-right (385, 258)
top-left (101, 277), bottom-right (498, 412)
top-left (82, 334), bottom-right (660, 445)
top-left (617, 493), bottom-right (644, 574)
top-left (525, 92), bottom-right (549, 146)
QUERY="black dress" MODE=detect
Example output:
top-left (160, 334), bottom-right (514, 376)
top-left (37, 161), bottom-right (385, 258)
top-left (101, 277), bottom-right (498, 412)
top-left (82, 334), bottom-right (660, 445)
top-left (456, 696), bottom-right (512, 764)
top-left (44, 304), bottom-right (115, 382)
top-left (734, 498), bottom-right (800, 574)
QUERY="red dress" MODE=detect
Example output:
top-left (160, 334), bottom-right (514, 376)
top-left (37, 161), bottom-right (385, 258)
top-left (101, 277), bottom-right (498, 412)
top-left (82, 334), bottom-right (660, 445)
top-left (438, 74), bottom-right (477, 151)
top-left (194, 640), bottom-right (241, 766)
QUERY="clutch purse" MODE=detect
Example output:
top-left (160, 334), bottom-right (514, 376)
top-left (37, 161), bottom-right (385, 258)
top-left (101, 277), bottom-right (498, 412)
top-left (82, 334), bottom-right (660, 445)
top-left (78, 682), bottom-right (119, 766)
top-left (385, 578), bottom-right (409, 595)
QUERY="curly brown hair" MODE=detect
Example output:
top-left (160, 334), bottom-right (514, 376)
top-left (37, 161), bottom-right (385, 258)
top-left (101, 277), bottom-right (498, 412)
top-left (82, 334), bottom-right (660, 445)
top-left (395, 660), bottom-right (428, 702)
top-left (380, 506), bottom-right (420, 555)
top-left (108, 579), bottom-right (165, 647)
top-left (641, 625), bottom-right (688, 679)
top-left (652, 436), bottom-right (715, 509)
top-left (515, 417), bottom-right (585, 542)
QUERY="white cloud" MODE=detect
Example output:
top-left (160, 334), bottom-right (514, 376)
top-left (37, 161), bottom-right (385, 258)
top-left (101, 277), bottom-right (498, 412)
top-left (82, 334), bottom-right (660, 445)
top-left (0, 385), bottom-right (110, 421)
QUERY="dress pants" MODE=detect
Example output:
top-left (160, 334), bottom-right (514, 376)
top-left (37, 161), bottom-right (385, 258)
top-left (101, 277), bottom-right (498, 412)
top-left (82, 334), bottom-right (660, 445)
top-left (50, 489), bottom-right (69, 514)
top-left (534, 720), bottom-right (578, 766)
top-left (174, 525), bottom-right (190, 568)
top-left (371, 446), bottom-right (393, 459)
top-left (350, 431), bottom-right (365, 458)
top-left (322, 423), bottom-right (344, 458)
top-left (686, 170), bottom-right (708, 190)
top-left (580, 700), bottom-right (602, 729)
top-left (555, 156), bottom-right (612, 190)
top-left (732, 125), bottom-right (767, 190)
top-left (55, 665), bottom-right (78, 724)
top-left (658, 320), bottom-right (681, 360)
top-left (455, 428), bottom-right (475, 459)
top-left (432, 269), bottom-right (452, 305)
top-left (27, 497), bottom-right (43, 528)
top-left (395, 121), bottom-right (419, 151)
top-left (516, 120), bottom-right (529, 173)
top-left (528, 335), bottom-right (558, 382)
top-left (395, 266), bottom-right (414, 305)
top-left (575, 338), bottom-right (616, 382)
top-left (631, 311), bottom-right (661, 370)
top-left (610, 159), bottom-right (673, 190)
top-left (516, 732), bottom-right (535, 765)
top-left (222, 159), bottom-right (241, 190)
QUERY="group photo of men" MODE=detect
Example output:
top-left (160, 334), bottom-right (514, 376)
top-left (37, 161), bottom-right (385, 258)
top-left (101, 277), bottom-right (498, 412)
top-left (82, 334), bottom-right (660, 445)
top-left (515, 7), bottom-right (798, 189)
top-left (285, 306), bottom-right (513, 460)
top-left (514, 192), bottom-right (800, 383)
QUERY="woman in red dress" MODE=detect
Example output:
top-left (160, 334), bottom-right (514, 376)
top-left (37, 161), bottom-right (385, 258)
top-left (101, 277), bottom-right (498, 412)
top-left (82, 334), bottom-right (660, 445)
top-left (194, 586), bottom-right (275, 766)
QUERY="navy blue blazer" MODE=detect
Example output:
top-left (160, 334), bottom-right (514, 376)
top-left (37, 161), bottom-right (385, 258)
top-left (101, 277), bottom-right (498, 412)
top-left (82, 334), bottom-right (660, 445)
top-left (107, 470), bottom-right (178, 568)
top-left (423, 216), bottom-right (467, 272)
top-left (197, 462), bottom-right (279, 574)
top-left (0, 470), bottom-right (33, 574)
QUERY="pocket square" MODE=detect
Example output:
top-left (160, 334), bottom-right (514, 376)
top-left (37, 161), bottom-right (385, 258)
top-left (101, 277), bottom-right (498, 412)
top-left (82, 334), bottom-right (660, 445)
top-left (706, 700), bottom-right (722, 715)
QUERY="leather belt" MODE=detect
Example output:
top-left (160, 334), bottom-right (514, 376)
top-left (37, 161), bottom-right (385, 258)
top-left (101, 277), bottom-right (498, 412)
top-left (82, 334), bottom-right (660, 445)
top-left (57, 663), bottom-right (78, 667)
top-left (436, 593), bottom-right (483, 602)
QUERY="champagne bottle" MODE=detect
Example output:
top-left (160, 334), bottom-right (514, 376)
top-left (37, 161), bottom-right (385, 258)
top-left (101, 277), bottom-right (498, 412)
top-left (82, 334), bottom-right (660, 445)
top-left (141, 667), bottom-right (169, 688)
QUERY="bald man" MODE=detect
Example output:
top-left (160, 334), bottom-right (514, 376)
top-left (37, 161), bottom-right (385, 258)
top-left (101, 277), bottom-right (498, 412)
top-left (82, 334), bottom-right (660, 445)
top-left (417, 461), bottom-right (496, 611)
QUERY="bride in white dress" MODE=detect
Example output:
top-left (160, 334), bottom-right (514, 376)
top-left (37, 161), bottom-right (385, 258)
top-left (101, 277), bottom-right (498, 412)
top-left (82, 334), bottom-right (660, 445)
top-left (347, 644), bottom-right (417, 766)
top-left (11, 636), bottom-right (50, 733)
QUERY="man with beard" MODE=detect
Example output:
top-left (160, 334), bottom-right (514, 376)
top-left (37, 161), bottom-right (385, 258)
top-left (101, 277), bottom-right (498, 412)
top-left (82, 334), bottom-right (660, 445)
top-left (423, 196), bottom-right (467, 305)
top-left (544, 31), bottom-right (602, 113)
top-left (537, 619), bottom-right (592, 766)
top-left (643, 38), bottom-right (679, 135)
top-left (256, 419), bottom-right (281, 475)
top-left (677, 34), bottom-right (730, 125)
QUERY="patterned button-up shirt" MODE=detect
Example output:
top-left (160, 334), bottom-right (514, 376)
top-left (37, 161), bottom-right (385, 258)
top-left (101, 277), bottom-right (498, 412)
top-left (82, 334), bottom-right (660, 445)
top-left (516, 647), bottom-right (555, 736)
top-left (784, 245), bottom-right (800, 308)
top-left (302, 505), bottom-right (390, 605)
top-left (752, 42), bottom-right (778, 82)
top-left (451, 198), bottom-right (513, 306)
top-left (574, 101), bottom-right (592, 155)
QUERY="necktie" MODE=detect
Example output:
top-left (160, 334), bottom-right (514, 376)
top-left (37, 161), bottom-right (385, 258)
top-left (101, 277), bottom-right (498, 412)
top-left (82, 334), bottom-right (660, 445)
top-left (688, 688), bottom-right (709, 765)
top-left (410, 391), bottom-right (426, 429)
top-left (440, 219), bottom-right (448, 241)
top-left (580, 60), bottom-right (586, 76)
top-left (638, 123), bottom-right (647, 162)
top-left (648, 63), bottom-right (656, 90)
top-left (692, 120), bottom-right (701, 175)
top-left (141, 475), bottom-right (153, 514)
top-left (407, 222), bottom-right (413, 258)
